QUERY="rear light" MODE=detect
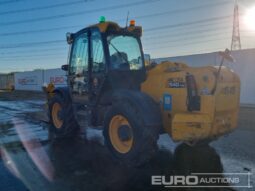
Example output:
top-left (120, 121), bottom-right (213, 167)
top-left (186, 73), bottom-right (200, 111)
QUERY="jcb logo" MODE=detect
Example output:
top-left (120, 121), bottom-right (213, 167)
top-left (221, 86), bottom-right (236, 95)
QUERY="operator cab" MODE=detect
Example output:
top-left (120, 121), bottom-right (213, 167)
top-left (62, 17), bottom-right (146, 104)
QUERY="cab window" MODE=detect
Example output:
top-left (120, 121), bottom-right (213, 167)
top-left (107, 35), bottom-right (143, 70)
top-left (91, 30), bottom-right (105, 73)
top-left (70, 32), bottom-right (89, 75)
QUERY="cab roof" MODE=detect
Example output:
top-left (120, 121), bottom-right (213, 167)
top-left (87, 21), bottom-right (142, 36)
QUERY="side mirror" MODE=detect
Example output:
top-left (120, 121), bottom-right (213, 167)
top-left (144, 54), bottom-right (151, 67)
top-left (219, 49), bottom-right (235, 63)
top-left (66, 32), bottom-right (74, 44)
top-left (61, 64), bottom-right (69, 71)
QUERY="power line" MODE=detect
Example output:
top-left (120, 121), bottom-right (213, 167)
top-left (151, 47), bottom-right (226, 58)
top-left (0, 54), bottom-right (65, 61)
top-left (0, 0), bottom-right (231, 16)
top-left (0, 15), bottom-right (233, 50)
top-left (0, 17), bottom-right (232, 38)
top-left (1, 51), bottom-right (66, 60)
top-left (0, 15), bottom-right (233, 48)
top-left (143, 24), bottom-right (232, 40)
top-left (0, 25), bottom-right (81, 36)
top-left (0, 29), bottom-right (231, 55)
top-left (0, 1), bottom-right (232, 36)
top-left (143, 31), bottom-right (231, 46)
top-left (144, 37), bottom-right (229, 51)
top-left (0, 44), bottom-right (65, 52)
top-left (144, 15), bottom-right (233, 32)
top-left (0, 47), bottom-right (65, 55)
top-left (0, 5), bottom-right (240, 52)
top-left (1, 49), bottom-right (67, 58)
top-left (144, 19), bottom-right (232, 36)
top-left (151, 43), bottom-right (255, 58)
top-left (1, 36), bottom-right (230, 60)
top-left (2, 27), bottom-right (228, 54)
top-left (0, 0), bottom-right (92, 15)
top-left (1, 27), bottom-right (231, 54)
top-left (1, 31), bottom-right (230, 57)
top-left (0, 29), bottom-right (233, 56)
top-left (4, 44), bottom-right (255, 63)
top-left (135, 1), bottom-right (231, 20)
top-left (0, 15), bottom-right (231, 37)
top-left (0, 27), bottom-right (229, 50)
top-left (0, 0), bottom-right (23, 5)
top-left (0, 0), bottom-right (160, 26)
top-left (0, 40), bottom-right (64, 49)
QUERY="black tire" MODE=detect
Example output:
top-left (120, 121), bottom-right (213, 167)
top-left (184, 139), bottom-right (212, 147)
top-left (48, 93), bottom-right (79, 139)
top-left (173, 143), bottom-right (223, 175)
top-left (103, 100), bottom-right (159, 166)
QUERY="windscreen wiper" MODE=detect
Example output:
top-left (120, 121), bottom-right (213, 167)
top-left (108, 41), bottom-right (129, 64)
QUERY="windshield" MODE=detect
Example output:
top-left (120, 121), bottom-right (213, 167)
top-left (107, 35), bottom-right (144, 70)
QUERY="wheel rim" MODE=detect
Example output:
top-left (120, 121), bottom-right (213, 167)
top-left (109, 115), bottom-right (133, 154)
top-left (52, 102), bottom-right (63, 129)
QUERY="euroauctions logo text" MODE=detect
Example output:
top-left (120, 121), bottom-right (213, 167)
top-left (151, 173), bottom-right (252, 188)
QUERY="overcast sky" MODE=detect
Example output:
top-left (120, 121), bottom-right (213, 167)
top-left (0, 0), bottom-right (254, 73)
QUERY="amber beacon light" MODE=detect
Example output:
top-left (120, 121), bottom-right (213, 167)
top-left (130, 20), bottom-right (136, 26)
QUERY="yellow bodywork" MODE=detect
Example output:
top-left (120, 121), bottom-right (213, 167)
top-left (142, 61), bottom-right (240, 142)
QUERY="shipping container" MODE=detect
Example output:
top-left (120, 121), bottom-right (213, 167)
top-left (0, 73), bottom-right (14, 90)
top-left (43, 68), bottom-right (67, 88)
top-left (14, 70), bottom-right (44, 91)
top-left (14, 69), bottom-right (67, 92)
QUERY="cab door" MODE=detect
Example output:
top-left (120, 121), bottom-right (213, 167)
top-left (68, 32), bottom-right (90, 103)
top-left (90, 29), bottom-right (106, 102)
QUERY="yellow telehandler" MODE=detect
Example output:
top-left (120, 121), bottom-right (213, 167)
top-left (46, 17), bottom-right (240, 165)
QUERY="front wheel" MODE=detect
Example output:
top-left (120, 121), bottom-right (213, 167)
top-left (103, 102), bottom-right (159, 166)
top-left (48, 94), bottom-right (79, 139)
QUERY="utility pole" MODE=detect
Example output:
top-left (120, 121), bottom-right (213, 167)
top-left (231, 0), bottom-right (241, 50)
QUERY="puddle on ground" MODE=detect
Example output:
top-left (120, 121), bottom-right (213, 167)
top-left (0, 100), bottom-right (248, 191)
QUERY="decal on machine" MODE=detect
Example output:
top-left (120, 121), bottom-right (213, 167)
top-left (167, 77), bottom-right (186, 88)
top-left (163, 94), bottom-right (172, 111)
top-left (221, 86), bottom-right (236, 95)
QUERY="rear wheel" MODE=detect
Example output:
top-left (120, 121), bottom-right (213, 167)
top-left (184, 139), bottom-right (212, 147)
top-left (48, 94), bottom-right (79, 139)
top-left (51, 102), bottom-right (63, 129)
top-left (109, 115), bottom-right (133, 154)
top-left (103, 101), bottom-right (159, 166)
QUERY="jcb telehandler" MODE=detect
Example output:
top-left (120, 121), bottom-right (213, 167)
top-left (46, 17), bottom-right (240, 165)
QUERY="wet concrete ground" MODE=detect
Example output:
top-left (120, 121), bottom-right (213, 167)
top-left (0, 92), bottom-right (254, 191)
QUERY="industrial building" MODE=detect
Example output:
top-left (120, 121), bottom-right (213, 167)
top-left (155, 48), bottom-right (255, 106)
